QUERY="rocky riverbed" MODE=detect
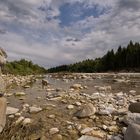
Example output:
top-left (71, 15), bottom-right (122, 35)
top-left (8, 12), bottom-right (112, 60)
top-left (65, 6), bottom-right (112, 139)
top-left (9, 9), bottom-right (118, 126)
top-left (0, 73), bottom-right (140, 140)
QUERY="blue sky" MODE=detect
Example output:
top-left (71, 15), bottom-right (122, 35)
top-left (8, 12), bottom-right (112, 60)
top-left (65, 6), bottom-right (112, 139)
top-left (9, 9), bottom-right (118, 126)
top-left (0, 0), bottom-right (140, 68)
top-left (58, 2), bottom-right (109, 26)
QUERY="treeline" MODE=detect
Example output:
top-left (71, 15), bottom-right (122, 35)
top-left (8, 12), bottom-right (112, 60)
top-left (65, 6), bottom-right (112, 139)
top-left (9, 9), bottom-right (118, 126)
top-left (2, 59), bottom-right (47, 75)
top-left (48, 41), bottom-right (140, 73)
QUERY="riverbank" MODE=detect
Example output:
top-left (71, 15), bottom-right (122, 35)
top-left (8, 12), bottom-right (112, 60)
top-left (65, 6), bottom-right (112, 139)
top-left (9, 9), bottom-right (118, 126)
top-left (0, 73), bottom-right (140, 140)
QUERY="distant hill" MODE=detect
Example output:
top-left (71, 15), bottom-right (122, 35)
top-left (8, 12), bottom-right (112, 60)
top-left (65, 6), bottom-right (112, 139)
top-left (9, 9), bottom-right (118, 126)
top-left (2, 59), bottom-right (47, 75)
top-left (48, 41), bottom-right (140, 73)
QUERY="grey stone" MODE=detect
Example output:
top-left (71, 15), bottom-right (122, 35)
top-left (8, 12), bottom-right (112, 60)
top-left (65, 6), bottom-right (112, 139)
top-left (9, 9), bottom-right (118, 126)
top-left (124, 123), bottom-right (140, 140)
top-left (111, 135), bottom-right (123, 140)
top-left (78, 135), bottom-right (101, 140)
top-left (123, 113), bottom-right (140, 125)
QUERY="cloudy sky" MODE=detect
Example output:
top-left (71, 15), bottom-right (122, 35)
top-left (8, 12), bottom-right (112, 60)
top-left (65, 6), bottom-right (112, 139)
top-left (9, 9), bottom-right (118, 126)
top-left (0, 0), bottom-right (140, 68)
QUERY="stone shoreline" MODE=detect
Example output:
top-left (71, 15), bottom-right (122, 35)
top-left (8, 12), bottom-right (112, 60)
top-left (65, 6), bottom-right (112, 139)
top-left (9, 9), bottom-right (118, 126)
top-left (0, 73), bottom-right (140, 140)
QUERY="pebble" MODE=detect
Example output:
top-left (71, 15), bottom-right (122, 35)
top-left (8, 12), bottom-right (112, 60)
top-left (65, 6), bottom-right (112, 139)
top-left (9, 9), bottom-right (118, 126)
top-left (102, 125), bottom-right (108, 130)
top-left (15, 113), bottom-right (21, 117)
top-left (22, 118), bottom-right (32, 125)
top-left (81, 127), bottom-right (94, 134)
top-left (14, 92), bottom-right (26, 96)
top-left (29, 106), bottom-right (42, 113)
top-left (48, 115), bottom-right (56, 119)
top-left (75, 102), bottom-right (82, 106)
top-left (15, 116), bottom-right (24, 124)
top-left (49, 128), bottom-right (59, 135)
top-left (67, 105), bottom-right (74, 109)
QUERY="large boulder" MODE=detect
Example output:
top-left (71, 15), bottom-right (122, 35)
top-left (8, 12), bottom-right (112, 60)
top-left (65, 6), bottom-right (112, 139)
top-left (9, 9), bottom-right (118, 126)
top-left (0, 48), bottom-right (7, 133)
top-left (123, 113), bottom-right (140, 125)
top-left (0, 48), bottom-right (7, 92)
top-left (0, 47), bottom-right (7, 66)
top-left (6, 107), bottom-right (19, 115)
top-left (0, 97), bottom-right (7, 133)
top-left (75, 103), bottom-right (96, 118)
top-left (124, 123), bottom-right (140, 140)
top-left (129, 102), bottom-right (140, 113)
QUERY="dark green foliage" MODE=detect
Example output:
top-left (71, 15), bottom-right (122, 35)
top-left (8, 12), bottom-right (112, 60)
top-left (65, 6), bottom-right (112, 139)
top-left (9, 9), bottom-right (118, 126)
top-left (48, 41), bottom-right (140, 73)
top-left (2, 59), bottom-right (47, 75)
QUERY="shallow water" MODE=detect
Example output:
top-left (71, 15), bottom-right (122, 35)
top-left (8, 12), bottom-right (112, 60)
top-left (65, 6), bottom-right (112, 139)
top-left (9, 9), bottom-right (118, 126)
top-left (7, 73), bottom-right (140, 108)
top-left (2, 73), bottom-right (140, 140)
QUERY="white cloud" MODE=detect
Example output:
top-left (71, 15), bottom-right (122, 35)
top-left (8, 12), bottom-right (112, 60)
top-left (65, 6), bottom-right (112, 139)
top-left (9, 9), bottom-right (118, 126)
top-left (0, 0), bottom-right (140, 68)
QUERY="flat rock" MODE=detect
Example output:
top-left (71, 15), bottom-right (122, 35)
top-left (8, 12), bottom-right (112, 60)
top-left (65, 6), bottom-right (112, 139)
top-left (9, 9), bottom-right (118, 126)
top-left (75, 103), bottom-right (96, 118)
top-left (29, 106), bottom-right (42, 113)
top-left (6, 106), bottom-right (19, 115)
top-left (14, 92), bottom-right (26, 96)
top-left (78, 135), bottom-right (102, 140)
top-left (124, 123), bottom-right (140, 140)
